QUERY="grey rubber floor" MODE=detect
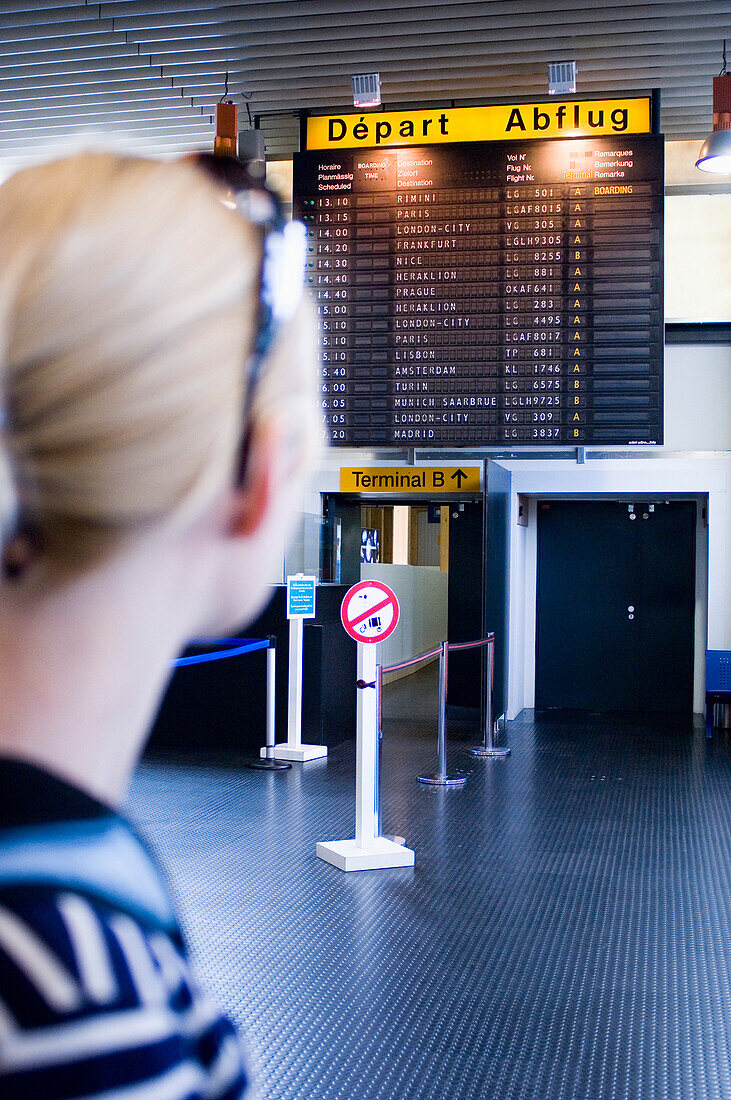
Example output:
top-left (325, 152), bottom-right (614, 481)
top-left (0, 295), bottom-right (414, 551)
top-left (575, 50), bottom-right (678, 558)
top-left (130, 667), bottom-right (731, 1100)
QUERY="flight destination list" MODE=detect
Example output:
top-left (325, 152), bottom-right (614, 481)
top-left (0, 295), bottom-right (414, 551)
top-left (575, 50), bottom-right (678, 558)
top-left (293, 134), bottom-right (664, 447)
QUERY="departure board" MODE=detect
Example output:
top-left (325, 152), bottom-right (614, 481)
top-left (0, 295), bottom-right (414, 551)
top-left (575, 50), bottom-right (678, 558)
top-left (293, 133), bottom-right (664, 447)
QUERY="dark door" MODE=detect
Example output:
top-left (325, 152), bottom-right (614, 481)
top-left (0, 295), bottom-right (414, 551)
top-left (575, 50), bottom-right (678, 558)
top-left (536, 501), bottom-right (696, 713)
top-left (447, 501), bottom-right (484, 708)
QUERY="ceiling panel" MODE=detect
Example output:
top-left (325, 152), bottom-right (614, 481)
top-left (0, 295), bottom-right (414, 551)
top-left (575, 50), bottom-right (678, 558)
top-left (0, 0), bottom-right (727, 175)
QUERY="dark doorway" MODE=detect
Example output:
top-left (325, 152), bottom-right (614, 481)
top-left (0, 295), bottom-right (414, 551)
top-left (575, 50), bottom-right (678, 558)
top-left (447, 500), bottom-right (484, 708)
top-left (536, 500), bottom-right (696, 713)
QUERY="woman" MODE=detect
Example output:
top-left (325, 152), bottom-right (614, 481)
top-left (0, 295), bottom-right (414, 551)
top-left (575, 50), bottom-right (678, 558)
top-left (0, 150), bottom-right (319, 1098)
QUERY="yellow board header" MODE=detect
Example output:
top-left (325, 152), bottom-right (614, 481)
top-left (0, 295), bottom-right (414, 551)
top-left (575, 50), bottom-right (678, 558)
top-left (307, 98), bottom-right (651, 151)
top-left (340, 466), bottom-right (481, 494)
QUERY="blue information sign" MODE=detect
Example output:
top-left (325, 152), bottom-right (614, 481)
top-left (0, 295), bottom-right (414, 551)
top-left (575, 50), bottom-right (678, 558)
top-left (287, 574), bottom-right (317, 619)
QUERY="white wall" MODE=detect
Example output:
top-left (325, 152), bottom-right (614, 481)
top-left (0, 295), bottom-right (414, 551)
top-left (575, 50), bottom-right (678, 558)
top-left (665, 344), bottom-right (731, 450)
top-left (665, 193), bottom-right (731, 323)
top-left (360, 563), bottom-right (448, 673)
top-left (415, 509), bottom-right (441, 566)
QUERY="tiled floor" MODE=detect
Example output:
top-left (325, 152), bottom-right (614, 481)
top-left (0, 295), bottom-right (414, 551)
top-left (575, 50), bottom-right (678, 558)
top-left (131, 666), bottom-right (731, 1100)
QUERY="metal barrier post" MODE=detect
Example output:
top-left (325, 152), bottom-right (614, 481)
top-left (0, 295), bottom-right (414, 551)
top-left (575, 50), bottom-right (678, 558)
top-left (469, 637), bottom-right (511, 759)
top-left (266, 638), bottom-right (277, 755)
top-left (246, 637), bottom-right (292, 771)
top-left (418, 641), bottom-right (466, 787)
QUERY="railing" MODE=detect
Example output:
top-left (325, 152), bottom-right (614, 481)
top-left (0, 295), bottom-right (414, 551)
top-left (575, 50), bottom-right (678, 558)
top-left (170, 636), bottom-right (290, 771)
top-left (170, 637), bottom-right (271, 668)
top-left (381, 632), bottom-right (509, 789)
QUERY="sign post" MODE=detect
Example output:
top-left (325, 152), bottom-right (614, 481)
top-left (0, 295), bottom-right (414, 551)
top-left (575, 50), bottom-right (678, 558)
top-left (317, 581), bottom-right (414, 871)
top-left (264, 575), bottom-right (327, 763)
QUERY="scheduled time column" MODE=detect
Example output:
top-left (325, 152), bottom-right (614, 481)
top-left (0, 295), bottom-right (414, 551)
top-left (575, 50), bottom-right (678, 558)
top-left (306, 191), bottom-right (354, 444)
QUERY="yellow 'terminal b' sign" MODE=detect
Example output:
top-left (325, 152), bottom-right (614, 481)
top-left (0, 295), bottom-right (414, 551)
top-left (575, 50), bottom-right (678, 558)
top-left (340, 466), bottom-right (481, 493)
top-left (307, 98), bottom-right (651, 150)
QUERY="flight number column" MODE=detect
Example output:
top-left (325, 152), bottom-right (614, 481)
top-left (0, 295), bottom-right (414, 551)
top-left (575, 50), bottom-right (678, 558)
top-left (501, 184), bottom-right (570, 443)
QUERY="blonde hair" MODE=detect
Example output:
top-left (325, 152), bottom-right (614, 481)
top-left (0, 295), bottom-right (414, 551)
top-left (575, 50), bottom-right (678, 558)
top-left (0, 150), bottom-right (316, 573)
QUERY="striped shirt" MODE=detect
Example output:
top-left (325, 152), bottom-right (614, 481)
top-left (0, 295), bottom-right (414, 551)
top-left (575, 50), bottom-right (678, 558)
top-left (0, 759), bottom-right (249, 1099)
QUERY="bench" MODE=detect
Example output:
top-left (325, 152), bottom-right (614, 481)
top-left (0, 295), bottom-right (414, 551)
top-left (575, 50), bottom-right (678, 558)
top-left (705, 651), bottom-right (731, 738)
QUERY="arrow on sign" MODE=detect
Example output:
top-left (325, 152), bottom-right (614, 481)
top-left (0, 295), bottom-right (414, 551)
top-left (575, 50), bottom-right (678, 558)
top-left (450, 468), bottom-right (469, 488)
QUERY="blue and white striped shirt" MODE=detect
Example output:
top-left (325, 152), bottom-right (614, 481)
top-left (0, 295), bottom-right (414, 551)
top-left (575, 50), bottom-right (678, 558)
top-left (0, 759), bottom-right (249, 1100)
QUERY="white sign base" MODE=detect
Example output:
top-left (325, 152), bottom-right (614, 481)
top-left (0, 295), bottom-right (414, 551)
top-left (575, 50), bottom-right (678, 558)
top-left (316, 641), bottom-right (414, 872)
top-left (262, 744), bottom-right (327, 762)
top-left (316, 837), bottom-right (414, 872)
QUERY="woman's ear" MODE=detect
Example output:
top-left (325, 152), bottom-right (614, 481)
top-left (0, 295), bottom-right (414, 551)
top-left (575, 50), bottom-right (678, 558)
top-left (227, 418), bottom-right (281, 539)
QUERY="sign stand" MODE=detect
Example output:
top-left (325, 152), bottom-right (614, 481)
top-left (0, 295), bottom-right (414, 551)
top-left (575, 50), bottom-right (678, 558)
top-left (317, 581), bottom-right (414, 872)
top-left (263, 576), bottom-right (327, 763)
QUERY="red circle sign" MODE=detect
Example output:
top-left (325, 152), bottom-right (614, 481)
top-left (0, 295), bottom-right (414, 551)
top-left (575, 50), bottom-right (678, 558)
top-left (340, 581), bottom-right (400, 644)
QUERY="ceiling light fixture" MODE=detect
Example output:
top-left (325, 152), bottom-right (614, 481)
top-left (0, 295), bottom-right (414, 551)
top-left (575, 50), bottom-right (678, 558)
top-left (214, 72), bottom-right (237, 157)
top-left (696, 41), bottom-right (731, 174)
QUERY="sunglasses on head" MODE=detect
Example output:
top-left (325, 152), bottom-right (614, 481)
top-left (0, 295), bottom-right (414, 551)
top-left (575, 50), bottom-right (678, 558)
top-left (191, 153), bottom-right (307, 484)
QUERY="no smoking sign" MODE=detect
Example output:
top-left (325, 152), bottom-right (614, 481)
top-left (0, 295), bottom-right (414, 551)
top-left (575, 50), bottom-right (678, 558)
top-left (341, 581), bottom-right (400, 644)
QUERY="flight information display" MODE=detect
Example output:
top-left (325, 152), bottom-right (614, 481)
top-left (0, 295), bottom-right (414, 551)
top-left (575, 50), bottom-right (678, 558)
top-left (293, 132), bottom-right (664, 448)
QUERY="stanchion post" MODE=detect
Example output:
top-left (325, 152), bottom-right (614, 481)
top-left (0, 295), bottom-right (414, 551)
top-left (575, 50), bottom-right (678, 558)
top-left (485, 637), bottom-right (494, 753)
top-left (469, 634), bottom-right (511, 760)
top-left (418, 640), bottom-right (466, 787)
top-left (246, 636), bottom-right (291, 771)
top-left (265, 636), bottom-right (277, 760)
top-left (436, 640), bottom-right (448, 780)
